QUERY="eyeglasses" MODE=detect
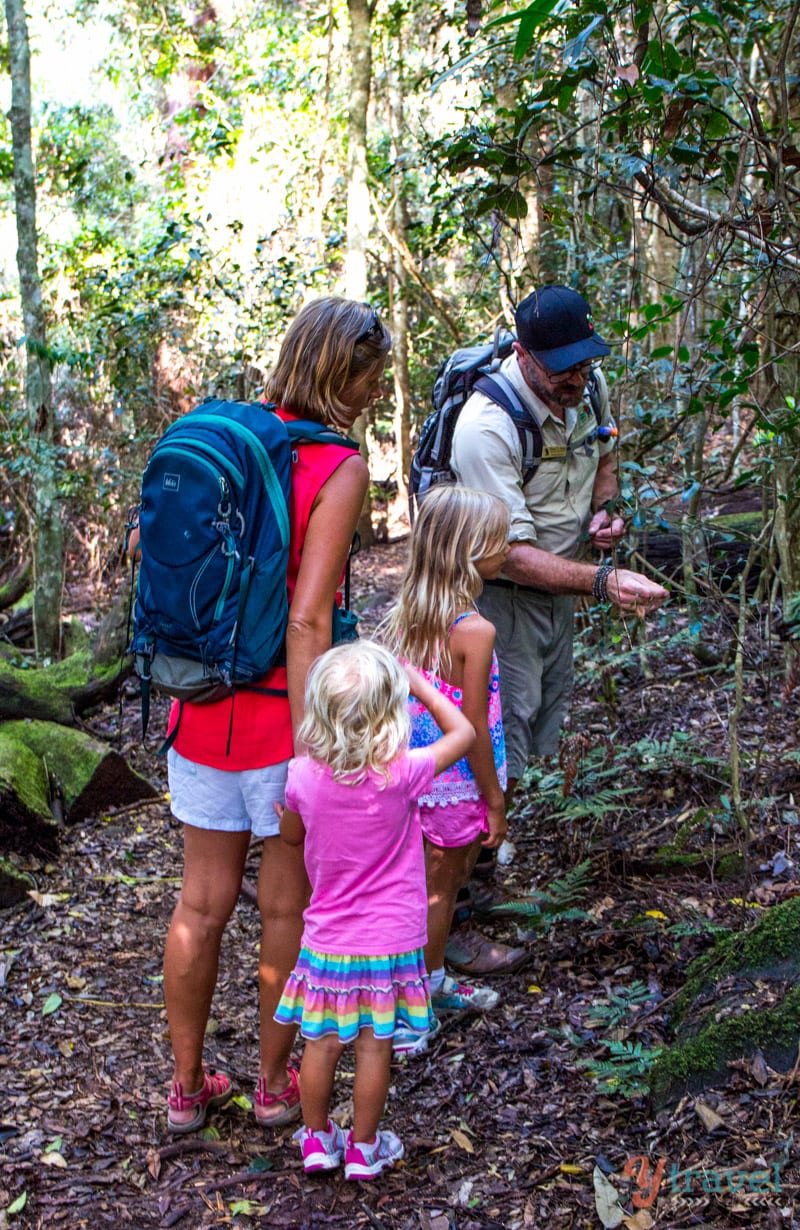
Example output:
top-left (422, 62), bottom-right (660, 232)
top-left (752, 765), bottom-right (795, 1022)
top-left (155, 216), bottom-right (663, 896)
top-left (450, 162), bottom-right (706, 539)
top-left (355, 305), bottom-right (383, 345)
top-left (533, 356), bottom-right (597, 383)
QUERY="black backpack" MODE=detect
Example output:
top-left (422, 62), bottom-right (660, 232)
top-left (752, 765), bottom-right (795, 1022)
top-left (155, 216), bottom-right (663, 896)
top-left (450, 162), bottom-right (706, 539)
top-left (408, 328), bottom-right (608, 519)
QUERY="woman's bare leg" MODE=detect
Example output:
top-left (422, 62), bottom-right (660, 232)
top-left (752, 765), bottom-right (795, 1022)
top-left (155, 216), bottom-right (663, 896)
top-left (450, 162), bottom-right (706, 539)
top-left (163, 826), bottom-right (250, 1091)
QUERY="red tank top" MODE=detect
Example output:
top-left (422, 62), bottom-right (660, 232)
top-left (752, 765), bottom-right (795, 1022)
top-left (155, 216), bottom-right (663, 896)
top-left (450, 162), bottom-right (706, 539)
top-left (169, 409), bottom-right (356, 770)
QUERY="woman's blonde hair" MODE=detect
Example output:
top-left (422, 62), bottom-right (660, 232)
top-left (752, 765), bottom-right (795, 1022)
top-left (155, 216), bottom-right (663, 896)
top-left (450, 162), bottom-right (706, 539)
top-left (383, 484), bottom-right (510, 675)
top-left (298, 640), bottom-right (410, 784)
top-left (264, 297), bottom-right (391, 429)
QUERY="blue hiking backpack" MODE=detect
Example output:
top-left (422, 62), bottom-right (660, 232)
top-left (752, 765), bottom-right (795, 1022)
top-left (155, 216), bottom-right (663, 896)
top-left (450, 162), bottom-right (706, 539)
top-left (128, 398), bottom-right (358, 741)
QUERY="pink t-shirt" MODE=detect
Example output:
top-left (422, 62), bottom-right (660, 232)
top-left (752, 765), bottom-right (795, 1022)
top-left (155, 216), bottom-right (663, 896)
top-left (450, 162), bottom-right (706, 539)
top-left (285, 747), bottom-right (437, 956)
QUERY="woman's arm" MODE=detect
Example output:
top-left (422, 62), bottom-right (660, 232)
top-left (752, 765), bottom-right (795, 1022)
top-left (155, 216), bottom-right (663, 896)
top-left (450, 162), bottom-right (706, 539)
top-left (286, 454), bottom-right (369, 742)
top-left (451, 617), bottom-right (507, 847)
top-left (404, 663), bottom-right (475, 774)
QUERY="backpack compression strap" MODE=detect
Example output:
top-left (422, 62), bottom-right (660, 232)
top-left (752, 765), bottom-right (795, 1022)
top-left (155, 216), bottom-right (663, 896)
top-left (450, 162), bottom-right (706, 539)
top-left (475, 369), bottom-right (611, 483)
top-left (473, 373), bottom-right (544, 485)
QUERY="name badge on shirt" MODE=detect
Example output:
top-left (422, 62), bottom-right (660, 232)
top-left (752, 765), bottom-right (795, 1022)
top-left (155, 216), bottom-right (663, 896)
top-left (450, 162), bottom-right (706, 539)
top-left (541, 445), bottom-right (568, 460)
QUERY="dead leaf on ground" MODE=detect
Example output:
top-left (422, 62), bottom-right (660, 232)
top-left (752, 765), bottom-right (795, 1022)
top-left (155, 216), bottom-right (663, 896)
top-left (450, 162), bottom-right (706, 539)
top-left (593, 1165), bottom-right (624, 1228)
top-left (695, 1099), bottom-right (726, 1132)
top-left (450, 1128), bottom-right (474, 1154)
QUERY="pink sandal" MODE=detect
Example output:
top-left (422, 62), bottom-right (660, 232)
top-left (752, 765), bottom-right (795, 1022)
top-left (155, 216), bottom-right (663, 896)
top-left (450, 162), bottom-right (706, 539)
top-left (167, 1069), bottom-right (233, 1134)
top-left (254, 1067), bottom-right (301, 1127)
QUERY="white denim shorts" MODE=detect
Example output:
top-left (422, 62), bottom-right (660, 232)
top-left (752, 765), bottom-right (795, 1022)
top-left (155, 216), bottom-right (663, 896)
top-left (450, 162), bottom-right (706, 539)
top-left (167, 749), bottom-right (289, 838)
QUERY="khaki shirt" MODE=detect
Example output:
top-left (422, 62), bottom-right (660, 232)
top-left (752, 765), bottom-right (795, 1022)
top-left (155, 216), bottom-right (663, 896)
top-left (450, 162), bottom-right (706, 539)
top-left (451, 354), bottom-right (615, 560)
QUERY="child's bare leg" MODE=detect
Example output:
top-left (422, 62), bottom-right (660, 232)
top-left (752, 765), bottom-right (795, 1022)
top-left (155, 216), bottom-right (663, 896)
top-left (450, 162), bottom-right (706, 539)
top-left (299, 1036), bottom-right (344, 1132)
top-left (424, 835), bottom-right (481, 974)
top-left (352, 1030), bottom-right (393, 1142)
top-left (461, 834), bottom-right (484, 884)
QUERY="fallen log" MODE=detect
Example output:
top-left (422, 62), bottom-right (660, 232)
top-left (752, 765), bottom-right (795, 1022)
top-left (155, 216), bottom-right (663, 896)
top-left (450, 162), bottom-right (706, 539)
top-left (0, 733), bottom-right (59, 851)
top-left (632, 511), bottom-right (764, 595)
top-left (0, 721), bottom-right (157, 854)
top-left (0, 856), bottom-right (35, 908)
top-left (0, 562), bottom-right (31, 611)
top-left (0, 651), bottom-right (129, 724)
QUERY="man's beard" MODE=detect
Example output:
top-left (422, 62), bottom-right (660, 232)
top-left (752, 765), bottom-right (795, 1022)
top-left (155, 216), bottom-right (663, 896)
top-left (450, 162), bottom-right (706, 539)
top-left (527, 366), bottom-right (586, 412)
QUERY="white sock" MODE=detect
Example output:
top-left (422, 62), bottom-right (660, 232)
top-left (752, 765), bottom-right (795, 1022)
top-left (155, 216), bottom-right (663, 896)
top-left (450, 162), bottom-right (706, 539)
top-left (429, 967), bottom-right (446, 993)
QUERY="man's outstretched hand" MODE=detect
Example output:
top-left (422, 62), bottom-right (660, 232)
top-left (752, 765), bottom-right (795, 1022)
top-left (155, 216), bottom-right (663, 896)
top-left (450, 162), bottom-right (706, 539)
top-left (606, 569), bottom-right (668, 616)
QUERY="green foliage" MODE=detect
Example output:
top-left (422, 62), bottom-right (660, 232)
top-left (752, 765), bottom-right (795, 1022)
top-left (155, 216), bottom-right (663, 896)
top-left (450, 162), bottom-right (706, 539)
top-left (37, 103), bottom-right (140, 218)
top-left (584, 980), bottom-right (655, 1030)
top-left (490, 859), bottom-right (593, 932)
top-left (577, 1039), bottom-right (663, 1097)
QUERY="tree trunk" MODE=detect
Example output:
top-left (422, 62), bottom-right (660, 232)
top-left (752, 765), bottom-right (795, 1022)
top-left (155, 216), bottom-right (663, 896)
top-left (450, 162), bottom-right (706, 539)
top-left (5, 0), bottom-right (63, 660)
top-left (386, 15), bottom-right (411, 501)
top-left (346, 0), bottom-right (376, 547)
top-left (766, 288), bottom-right (800, 607)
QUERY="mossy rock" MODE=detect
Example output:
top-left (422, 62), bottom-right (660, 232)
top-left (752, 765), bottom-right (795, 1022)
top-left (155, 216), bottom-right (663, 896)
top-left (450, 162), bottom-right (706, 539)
top-left (651, 984), bottom-right (800, 1109)
top-left (651, 897), bottom-right (800, 1107)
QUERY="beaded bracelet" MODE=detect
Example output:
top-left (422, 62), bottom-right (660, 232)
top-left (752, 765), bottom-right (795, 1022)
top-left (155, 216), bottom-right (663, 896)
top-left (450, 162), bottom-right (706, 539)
top-left (592, 562), bottom-right (614, 603)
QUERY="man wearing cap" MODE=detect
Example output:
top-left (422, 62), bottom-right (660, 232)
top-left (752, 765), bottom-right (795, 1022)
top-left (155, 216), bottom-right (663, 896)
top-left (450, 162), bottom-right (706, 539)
top-left (444, 286), bottom-right (667, 972)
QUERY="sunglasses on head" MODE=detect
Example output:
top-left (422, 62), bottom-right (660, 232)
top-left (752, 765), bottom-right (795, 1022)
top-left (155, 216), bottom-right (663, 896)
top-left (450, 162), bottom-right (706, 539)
top-left (355, 305), bottom-right (383, 344)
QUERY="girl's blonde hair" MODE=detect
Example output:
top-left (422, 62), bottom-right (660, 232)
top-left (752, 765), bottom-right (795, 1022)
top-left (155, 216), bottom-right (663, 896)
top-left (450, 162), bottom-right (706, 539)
top-left (264, 297), bottom-right (391, 430)
top-left (298, 640), bottom-right (410, 784)
top-left (383, 484), bottom-right (510, 675)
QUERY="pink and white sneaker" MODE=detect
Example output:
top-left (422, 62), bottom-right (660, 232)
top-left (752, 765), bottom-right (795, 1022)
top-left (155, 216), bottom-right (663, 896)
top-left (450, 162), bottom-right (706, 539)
top-left (344, 1128), bottom-right (404, 1180)
top-left (294, 1120), bottom-right (347, 1172)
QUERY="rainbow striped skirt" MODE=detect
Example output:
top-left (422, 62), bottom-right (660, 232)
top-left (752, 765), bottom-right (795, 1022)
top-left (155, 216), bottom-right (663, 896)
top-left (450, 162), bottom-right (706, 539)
top-left (274, 946), bottom-right (434, 1044)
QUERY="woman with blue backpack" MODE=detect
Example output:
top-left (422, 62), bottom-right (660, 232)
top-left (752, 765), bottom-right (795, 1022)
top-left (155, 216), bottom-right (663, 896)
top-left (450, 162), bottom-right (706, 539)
top-left (159, 298), bottom-right (391, 1133)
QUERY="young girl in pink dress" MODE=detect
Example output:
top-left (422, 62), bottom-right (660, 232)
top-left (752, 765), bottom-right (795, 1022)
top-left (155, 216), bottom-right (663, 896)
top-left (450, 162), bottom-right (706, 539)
top-left (384, 484), bottom-right (513, 1043)
top-left (275, 640), bottom-right (474, 1179)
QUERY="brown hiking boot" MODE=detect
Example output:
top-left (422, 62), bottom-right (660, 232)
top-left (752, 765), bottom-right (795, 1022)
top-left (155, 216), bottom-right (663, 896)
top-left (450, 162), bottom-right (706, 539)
top-left (445, 927), bottom-right (529, 976)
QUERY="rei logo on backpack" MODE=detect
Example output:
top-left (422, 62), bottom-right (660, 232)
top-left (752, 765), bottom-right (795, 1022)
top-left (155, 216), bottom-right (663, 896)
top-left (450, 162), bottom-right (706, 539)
top-left (408, 327), bottom-right (610, 520)
top-left (128, 398), bottom-right (358, 739)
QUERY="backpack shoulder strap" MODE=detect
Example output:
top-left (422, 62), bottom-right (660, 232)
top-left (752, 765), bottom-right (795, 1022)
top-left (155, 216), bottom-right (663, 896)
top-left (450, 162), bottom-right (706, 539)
top-left (283, 418), bottom-right (360, 451)
top-left (586, 368), bottom-right (607, 426)
top-left (473, 372), bottom-right (544, 485)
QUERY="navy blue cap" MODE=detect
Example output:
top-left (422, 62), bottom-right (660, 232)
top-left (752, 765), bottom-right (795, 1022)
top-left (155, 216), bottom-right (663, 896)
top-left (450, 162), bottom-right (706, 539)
top-left (515, 285), bottom-right (611, 372)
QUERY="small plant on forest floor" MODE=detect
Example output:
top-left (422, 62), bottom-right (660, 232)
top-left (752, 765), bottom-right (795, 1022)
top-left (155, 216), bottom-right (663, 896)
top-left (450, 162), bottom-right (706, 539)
top-left (583, 980), bottom-right (656, 1030)
top-left (666, 914), bottom-right (730, 944)
top-left (491, 859), bottom-right (594, 934)
top-left (577, 1039), bottom-right (663, 1098)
